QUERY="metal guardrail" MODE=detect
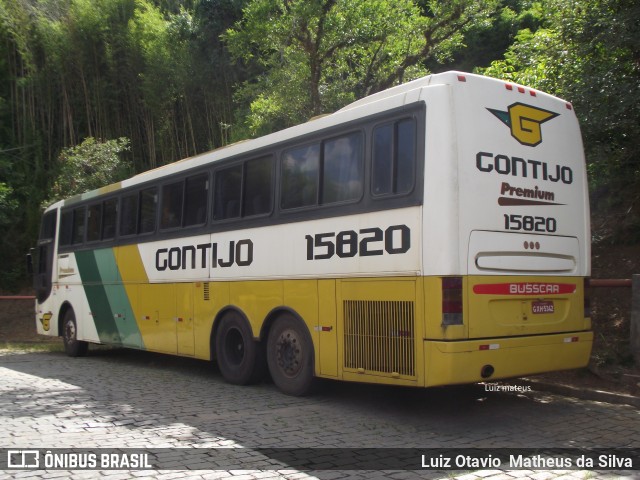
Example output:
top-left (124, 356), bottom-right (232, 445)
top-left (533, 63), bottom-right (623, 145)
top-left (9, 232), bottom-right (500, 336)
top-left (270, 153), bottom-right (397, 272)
top-left (589, 279), bottom-right (632, 288)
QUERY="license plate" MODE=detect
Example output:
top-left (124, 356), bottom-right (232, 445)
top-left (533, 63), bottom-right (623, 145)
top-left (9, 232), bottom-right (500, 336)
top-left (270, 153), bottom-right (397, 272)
top-left (532, 300), bottom-right (554, 314)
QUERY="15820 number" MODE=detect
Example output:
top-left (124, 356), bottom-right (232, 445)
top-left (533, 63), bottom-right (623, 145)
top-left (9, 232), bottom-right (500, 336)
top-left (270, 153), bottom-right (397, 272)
top-left (504, 214), bottom-right (557, 233)
top-left (305, 225), bottom-right (410, 260)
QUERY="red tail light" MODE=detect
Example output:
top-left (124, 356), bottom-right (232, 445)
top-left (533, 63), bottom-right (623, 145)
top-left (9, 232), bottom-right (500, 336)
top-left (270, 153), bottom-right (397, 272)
top-left (442, 277), bottom-right (463, 325)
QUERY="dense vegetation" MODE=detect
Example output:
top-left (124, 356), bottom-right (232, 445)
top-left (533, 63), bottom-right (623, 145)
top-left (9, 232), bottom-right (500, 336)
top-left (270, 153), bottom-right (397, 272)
top-left (0, 0), bottom-right (638, 290)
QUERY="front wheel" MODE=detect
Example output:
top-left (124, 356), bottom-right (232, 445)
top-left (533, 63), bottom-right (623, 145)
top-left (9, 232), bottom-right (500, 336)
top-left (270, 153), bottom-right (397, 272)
top-left (267, 314), bottom-right (315, 396)
top-left (62, 309), bottom-right (88, 357)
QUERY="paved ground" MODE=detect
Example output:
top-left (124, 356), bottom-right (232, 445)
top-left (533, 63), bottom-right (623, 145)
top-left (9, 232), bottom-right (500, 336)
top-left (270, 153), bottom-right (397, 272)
top-left (0, 347), bottom-right (638, 480)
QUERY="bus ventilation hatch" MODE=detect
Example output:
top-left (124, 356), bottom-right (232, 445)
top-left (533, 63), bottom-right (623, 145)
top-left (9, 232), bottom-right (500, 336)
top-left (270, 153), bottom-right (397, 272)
top-left (343, 300), bottom-right (415, 378)
top-left (203, 282), bottom-right (210, 301)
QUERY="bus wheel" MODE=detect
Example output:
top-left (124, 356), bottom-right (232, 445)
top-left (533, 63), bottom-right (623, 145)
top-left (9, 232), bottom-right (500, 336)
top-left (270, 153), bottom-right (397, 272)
top-left (267, 314), bottom-right (315, 396)
top-left (215, 311), bottom-right (264, 385)
top-left (62, 309), bottom-right (88, 357)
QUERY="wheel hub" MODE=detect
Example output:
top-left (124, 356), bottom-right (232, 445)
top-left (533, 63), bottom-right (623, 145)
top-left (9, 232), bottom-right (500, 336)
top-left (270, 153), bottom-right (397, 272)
top-left (276, 328), bottom-right (302, 377)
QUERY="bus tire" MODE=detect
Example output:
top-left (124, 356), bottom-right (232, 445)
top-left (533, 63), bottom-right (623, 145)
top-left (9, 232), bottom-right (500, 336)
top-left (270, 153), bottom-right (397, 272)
top-left (62, 308), bottom-right (88, 357)
top-left (215, 311), bottom-right (264, 385)
top-left (267, 313), bottom-right (315, 396)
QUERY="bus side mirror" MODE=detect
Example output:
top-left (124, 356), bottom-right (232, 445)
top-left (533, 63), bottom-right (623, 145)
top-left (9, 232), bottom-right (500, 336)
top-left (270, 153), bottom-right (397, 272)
top-left (26, 248), bottom-right (34, 275)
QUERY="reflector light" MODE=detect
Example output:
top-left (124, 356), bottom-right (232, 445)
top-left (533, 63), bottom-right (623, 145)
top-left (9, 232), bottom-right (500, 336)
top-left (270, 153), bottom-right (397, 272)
top-left (457, 75), bottom-right (467, 82)
top-left (566, 102), bottom-right (573, 110)
top-left (479, 344), bottom-right (500, 351)
top-left (314, 326), bottom-right (333, 332)
top-left (530, 91), bottom-right (536, 97)
top-left (564, 337), bottom-right (579, 343)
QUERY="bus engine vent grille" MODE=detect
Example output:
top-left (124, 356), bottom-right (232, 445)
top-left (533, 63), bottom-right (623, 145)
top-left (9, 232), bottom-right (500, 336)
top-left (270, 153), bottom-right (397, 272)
top-left (343, 300), bottom-right (415, 378)
top-left (203, 282), bottom-right (210, 301)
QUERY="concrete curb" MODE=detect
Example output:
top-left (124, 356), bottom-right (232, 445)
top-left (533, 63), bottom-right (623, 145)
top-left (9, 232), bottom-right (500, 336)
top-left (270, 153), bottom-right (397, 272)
top-left (520, 378), bottom-right (640, 408)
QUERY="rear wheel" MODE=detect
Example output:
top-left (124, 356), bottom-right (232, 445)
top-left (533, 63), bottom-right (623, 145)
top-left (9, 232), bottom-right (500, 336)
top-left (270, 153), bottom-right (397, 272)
top-left (62, 309), bottom-right (88, 357)
top-left (215, 311), bottom-right (264, 385)
top-left (267, 313), bottom-right (315, 396)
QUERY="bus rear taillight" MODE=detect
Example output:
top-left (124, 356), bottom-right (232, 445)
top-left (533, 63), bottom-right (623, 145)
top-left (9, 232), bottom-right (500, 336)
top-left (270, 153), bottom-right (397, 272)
top-left (442, 277), bottom-right (463, 325)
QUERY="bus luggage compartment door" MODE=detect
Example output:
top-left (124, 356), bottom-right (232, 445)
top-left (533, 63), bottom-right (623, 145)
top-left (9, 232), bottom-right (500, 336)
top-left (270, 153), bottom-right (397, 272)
top-left (466, 231), bottom-right (588, 339)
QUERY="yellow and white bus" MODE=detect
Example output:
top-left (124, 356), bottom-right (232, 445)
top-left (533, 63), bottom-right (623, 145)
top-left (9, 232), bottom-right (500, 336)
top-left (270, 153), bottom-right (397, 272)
top-left (31, 71), bottom-right (592, 395)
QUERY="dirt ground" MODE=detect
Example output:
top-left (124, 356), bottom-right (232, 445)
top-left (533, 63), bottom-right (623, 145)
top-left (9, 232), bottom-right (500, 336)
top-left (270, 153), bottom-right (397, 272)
top-left (1, 243), bottom-right (639, 396)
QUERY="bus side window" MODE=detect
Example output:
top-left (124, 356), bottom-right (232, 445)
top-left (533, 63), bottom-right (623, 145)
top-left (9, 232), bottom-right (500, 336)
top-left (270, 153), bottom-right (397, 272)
top-left (372, 118), bottom-right (416, 196)
top-left (214, 164), bottom-right (242, 220)
top-left (59, 210), bottom-right (73, 247)
top-left (322, 132), bottom-right (363, 204)
top-left (243, 156), bottom-right (273, 217)
top-left (86, 203), bottom-right (102, 242)
top-left (71, 206), bottom-right (86, 244)
top-left (120, 193), bottom-right (138, 236)
top-left (102, 198), bottom-right (117, 240)
top-left (184, 173), bottom-right (208, 226)
top-left (161, 181), bottom-right (184, 230)
top-left (281, 144), bottom-right (320, 210)
top-left (138, 187), bottom-right (157, 234)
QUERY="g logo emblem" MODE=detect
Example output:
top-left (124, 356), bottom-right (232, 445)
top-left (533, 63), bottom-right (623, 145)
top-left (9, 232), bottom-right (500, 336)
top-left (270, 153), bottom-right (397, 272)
top-left (488, 103), bottom-right (559, 147)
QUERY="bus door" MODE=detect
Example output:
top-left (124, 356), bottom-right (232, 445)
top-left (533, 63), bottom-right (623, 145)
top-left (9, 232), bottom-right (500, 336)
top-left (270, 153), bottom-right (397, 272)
top-left (33, 210), bottom-right (58, 303)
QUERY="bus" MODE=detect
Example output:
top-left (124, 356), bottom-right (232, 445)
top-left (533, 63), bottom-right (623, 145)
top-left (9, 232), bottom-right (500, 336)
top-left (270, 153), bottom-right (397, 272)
top-left (30, 71), bottom-right (592, 396)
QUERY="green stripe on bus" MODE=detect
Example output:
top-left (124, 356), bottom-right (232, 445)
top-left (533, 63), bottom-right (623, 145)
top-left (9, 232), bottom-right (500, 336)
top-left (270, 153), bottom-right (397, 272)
top-left (94, 249), bottom-right (144, 349)
top-left (75, 250), bottom-right (120, 344)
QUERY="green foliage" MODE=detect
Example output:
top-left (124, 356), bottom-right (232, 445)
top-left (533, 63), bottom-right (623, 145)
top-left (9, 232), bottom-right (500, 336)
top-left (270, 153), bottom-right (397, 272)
top-left (226, 0), bottom-right (499, 138)
top-left (48, 137), bottom-right (132, 203)
top-left (0, 181), bottom-right (18, 226)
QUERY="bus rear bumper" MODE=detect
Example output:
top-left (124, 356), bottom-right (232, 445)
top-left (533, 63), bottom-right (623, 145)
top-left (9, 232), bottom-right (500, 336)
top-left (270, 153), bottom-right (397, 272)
top-left (424, 331), bottom-right (593, 387)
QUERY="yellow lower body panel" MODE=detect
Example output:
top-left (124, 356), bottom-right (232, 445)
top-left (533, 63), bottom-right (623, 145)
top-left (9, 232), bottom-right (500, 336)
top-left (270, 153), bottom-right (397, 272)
top-left (424, 331), bottom-right (593, 387)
